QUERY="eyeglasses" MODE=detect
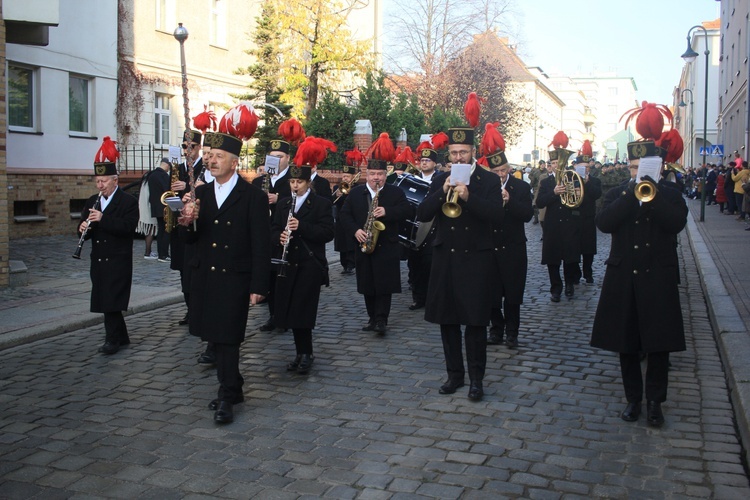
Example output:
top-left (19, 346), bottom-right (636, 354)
top-left (182, 144), bottom-right (198, 150)
top-left (448, 150), bottom-right (472, 158)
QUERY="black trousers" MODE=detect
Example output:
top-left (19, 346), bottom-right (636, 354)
top-left (440, 324), bottom-right (487, 384)
top-left (407, 249), bottom-right (432, 304)
top-left (582, 253), bottom-right (594, 280)
top-left (215, 343), bottom-right (243, 403)
top-left (490, 301), bottom-right (520, 335)
top-left (103, 311), bottom-right (129, 345)
top-left (266, 271), bottom-right (278, 320)
top-left (155, 217), bottom-right (170, 259)
top-left (547, 262), bottom-right (579, 294)
top-left (364, 294), bottom-right (392, 323)
top-left (339, 250), bottom-right (355, 270)
top-left (619, 351), bottom-right (670, 403)
top-left (293, 328), bottom-right (313, 355)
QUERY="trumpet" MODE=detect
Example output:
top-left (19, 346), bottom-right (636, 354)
top-left (73, 193), bottom-right (102, 259)
top-left (442, 186), bottom-right (462, 218)
top-left (634, 163), bottom-right (686, 203)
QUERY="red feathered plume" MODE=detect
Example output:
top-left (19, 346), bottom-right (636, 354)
top-left (345, 147), bottom-right (366, 166)
top-left (416, 140), bottom-right (432, 154)
top-left (431, 132), bottom-right (449, 150)
top-left (193, 105), bottom-right (217, 133)
top-left (395, 146), bottom-right (417, 166)
top-left (620, 101), bottom-right (673, 141)
top-left (656, 129), bottom-right (684, 164)
top-left (94, 136), bottom-right (119, 163)
top-left (580, 140), bottom-right (593, 157)
top-left (548, 131), bottom-right (569, 149)
top-left (477, 156), bottom-right (489, 168)
top-left (293, 136), bottom-right (337, 168)
top-left (278, 118), bottom-right (306, 146)
top-left (463, 92), bottom-right (484, 128)
top-left (480, 122), bottom-right (506, 156)
top-left (218, 102), bottom-right (258, 141)
top-left (366, 132), bottom-right (396, 162)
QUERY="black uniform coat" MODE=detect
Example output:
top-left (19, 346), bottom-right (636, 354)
top-left (536, 174), bottom-right (582, 265)
top-left (271, 193), bottom-right (334, 329)
top-left (417, 168), bottom-right (504, 326)
top-left (171, 158), bottom-right (204, 272)
top-left (147, 167), bottom-right (170, 219)
top-left (494, 176), bottom-right (533, 305)
top-left (590, 180), bottom-right (688, 353)
top-left (187, 176), bottom-right (271, 345)
top-left (579, 175), bottom-right (603, 255)
top-left (339, 183), bottom-right (411, 295)
top-left (311, 173), bottom-right (333, 201)
top-left (332, 187), bottom-right (357, 253)
top-left (80, 188), bottom-right (139, 313)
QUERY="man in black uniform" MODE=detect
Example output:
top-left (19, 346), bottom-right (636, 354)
top-left (591, 137), bottom-right (687, 428)
top-left (171, 129), bottom-right (203, 325)
top-left (78, 138), bottom-right (139, 355)
top-left (339, 142), bottom-right (411, 335)
top-left (417, 126), bottom-right (504, 401)
top-left (147, 157), bottom-right (172, 262)
top-left (333, 163), bottom-right (359, 274)
top-left (536, 136), bottom-right (582, 302)
top-left (574, 146), bottom-right (603, 284)
top-left (181, 130), bottom-right (271, 424)
top-left (252, 138), bottom-right (292, 332)
top-left (483, 130), bottom-right (533, 349)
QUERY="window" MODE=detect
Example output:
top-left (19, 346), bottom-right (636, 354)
top-left (9, 64), bottom-right (35, 130)
top-left (210, 0), bottom-right (227, 47)
top-left (156, 0), bottom-right (176, 32)
top-left (154, 93), bottom-right (171, 147)
top-left (608, 87), bottom-right (618, 96)
top-left (69, 75), bottom-right (91, 134)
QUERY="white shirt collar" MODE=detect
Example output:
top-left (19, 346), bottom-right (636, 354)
top-left (214, 172), bottom-right (239, 208)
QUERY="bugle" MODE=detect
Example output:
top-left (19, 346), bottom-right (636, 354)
top-left (442, 187), bottom-right (461, 218)
top-left (73, 193), bottom-right (102, 259)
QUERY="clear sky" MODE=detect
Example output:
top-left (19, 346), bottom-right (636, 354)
top-left (513, 0), bottom-right (719, 104)
top-left (382, 0), bottom-right (719, 105)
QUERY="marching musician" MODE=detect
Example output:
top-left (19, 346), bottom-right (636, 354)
top-left (481, 124), bottom-right (533, 349)
top-left (574, 142), bottom-right (603, 284)
top-left (333, 161), bottom-right (360, 274)
top-left (591, 105), bottom-right (688, 428)
top-left (181, 126), bottom-right (271, 425)
top-left (146, 158), bottom-right (171, 262)
top-left (339, 133), bottom-right (411, 335)
top-left (171, 129), bottom-right (203, 326)
top-left (78, 137), bottom-right (139, 355)
top-left (252, 137), bottom-right (292, 333)
top-left (271, 139), bottom-right (335, 375)
top-left (536, 132), bottom-right (582, 302)
top-left (416, 113), bottom-right (504, 401)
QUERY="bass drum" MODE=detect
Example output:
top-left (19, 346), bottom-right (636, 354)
top-left (394, 174), bottom-right (434, 250)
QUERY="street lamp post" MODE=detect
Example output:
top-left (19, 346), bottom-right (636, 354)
top-left (173, 23), bottom-right (190, 134)
top-left (678, 88), bottom-right (694, 172)
top-left (681, 24), bottom-right (709, 222)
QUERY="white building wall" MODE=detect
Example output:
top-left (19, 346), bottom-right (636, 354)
top-left (7, 0), bottom-right (118, 171)
top-left (716, 2), bottom-right (748, 162)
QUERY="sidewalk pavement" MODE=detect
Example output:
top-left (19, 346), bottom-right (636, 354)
top-left (1, 203), bottom-right (749, 497)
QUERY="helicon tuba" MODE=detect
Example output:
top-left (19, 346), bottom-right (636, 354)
top-left (160, 159), bottom-right (180, 232)
top-left (554, 148), bottom-right (584, 208)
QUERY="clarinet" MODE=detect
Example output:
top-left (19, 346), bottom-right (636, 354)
top-left (271, 192), bottom-right (297, 277)
top-left (73, 192), bottom-right (102, 259)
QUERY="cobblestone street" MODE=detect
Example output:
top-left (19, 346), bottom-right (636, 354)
top-left (1, 222), bottom-right (748, 498)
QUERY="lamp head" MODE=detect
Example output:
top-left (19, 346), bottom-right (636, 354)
top-left (174, 23), bottom-right (189, 43)
top-left (678, 99), bottom-right (687, 108)
top-left (681, 37), bottom-right (699, 63)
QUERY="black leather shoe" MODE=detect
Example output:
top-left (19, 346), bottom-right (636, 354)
top-left (214, 401), bottom-right (234, 424)
top-left (408, 302), bottom-right (425, 311)
top-left (505, 333), bottom-right (519, 349)
top-left (584, 276), bottom-right (594, 284)
top-left (297, 354), bottom-right (314, 374)
top-left (647, 401), bottom-right (664, 427)
top-left (287, 355), bottom-right (302, 371)
top-left (198, 350), bottom-right (216, 365)
top-left (373, 321), bottom-right (386, 334)
top-left (259, 319), bottom-right (276, 332)
top-left (620, 401), bottom-right (641, 422)
top-left (550, 293), bottom-right (561, 303)
top-left (564, 283), bottom-right (574, 297)
top-left (468, 382), bottom-right (484, 401)
top-left (438, 379), bottom-right (465, 394)
top-left (209, 394), bottom-right (244, 411)
top-left (178, 314), bottom-right (189, 326)
top-left (362, 322), bottom-right (375, 331)
top-left (98, 341), bottom-right (120, 355)
top-left (487, 333), bottom-right (503, 345)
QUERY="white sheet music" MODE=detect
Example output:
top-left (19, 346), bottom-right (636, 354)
top-left (450, 163), bottom-right (472, 185)
top-left (636, 157), bottom-right (662, 184)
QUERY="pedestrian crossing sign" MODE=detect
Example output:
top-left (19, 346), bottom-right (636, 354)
top-left (700, 145), bottom-right (724, 157)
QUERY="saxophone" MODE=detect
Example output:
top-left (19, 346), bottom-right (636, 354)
top-left (361, 182), bottom-right (386, 254)
top-left (160, 159), bottom-right (181, 233)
